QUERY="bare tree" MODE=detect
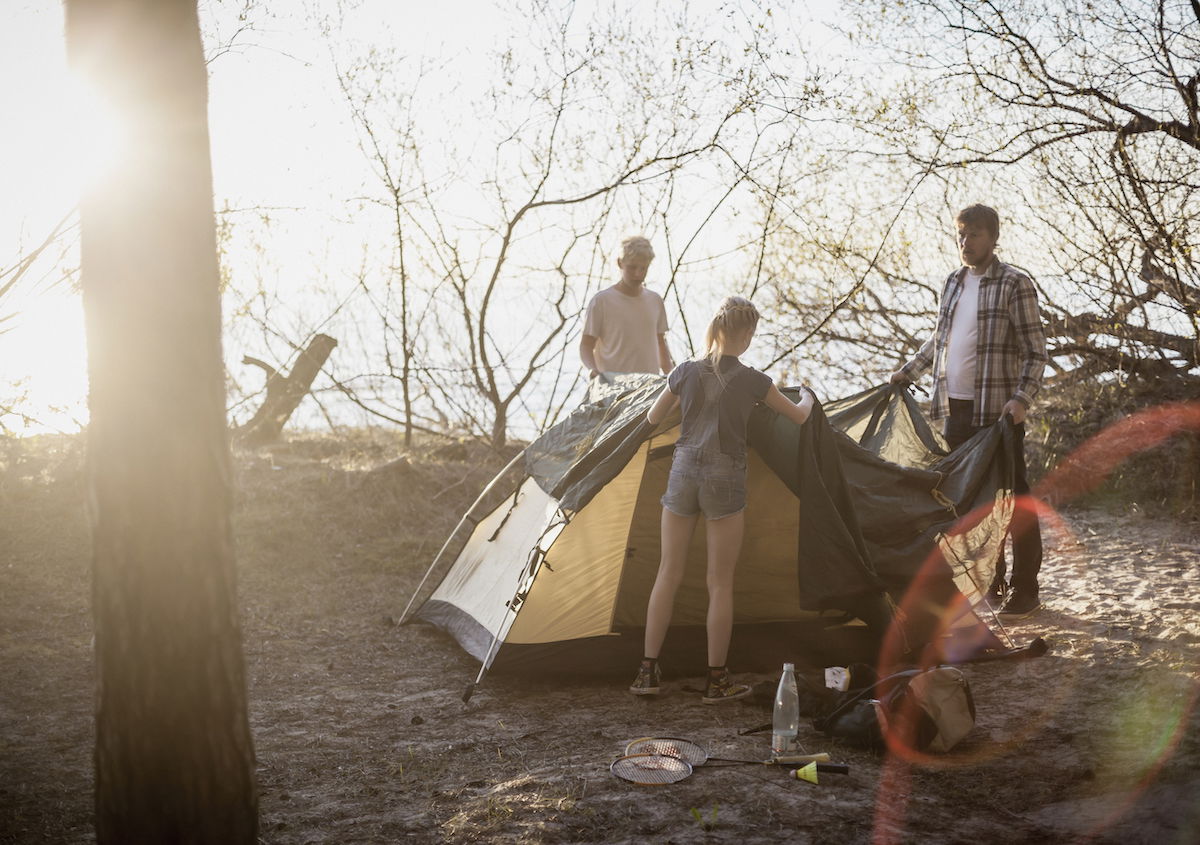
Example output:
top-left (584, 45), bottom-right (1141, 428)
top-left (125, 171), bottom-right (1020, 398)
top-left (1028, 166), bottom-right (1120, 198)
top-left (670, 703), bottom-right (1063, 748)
top-left (325, 0), bottom-right (816, 447)
top-left (845, 0), bottom-right (1199, 384)
top-left (64, 0), bottom-right (257, 841)
top-left (756, 0), bottom-right (1198, 395)
top-left (0, 212), bottom-right (77, 325)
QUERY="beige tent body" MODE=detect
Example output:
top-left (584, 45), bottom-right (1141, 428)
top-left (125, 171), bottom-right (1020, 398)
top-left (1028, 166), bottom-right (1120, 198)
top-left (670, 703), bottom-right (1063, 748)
top-left (417, 426), bottom-right (851, 676)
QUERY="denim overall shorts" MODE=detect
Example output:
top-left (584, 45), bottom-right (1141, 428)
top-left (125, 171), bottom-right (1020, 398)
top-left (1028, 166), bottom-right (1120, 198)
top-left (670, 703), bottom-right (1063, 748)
top-left (661, 368), bottom-right (749, 520)
top-left (661, 444), bottom-right (747, 520)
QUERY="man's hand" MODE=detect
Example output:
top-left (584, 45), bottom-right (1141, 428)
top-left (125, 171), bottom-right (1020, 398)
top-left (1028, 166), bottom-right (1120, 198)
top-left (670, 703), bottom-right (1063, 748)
top-left (1000, 398), bottom-right (1027, 424)
top-left (889, 370), bottom-right (910, 385)
top-left (580, 334), bottom-right (599, 378)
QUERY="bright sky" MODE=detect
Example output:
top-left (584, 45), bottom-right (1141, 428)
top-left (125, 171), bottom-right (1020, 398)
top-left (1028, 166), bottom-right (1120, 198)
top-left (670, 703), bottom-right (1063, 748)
top-left (1, 2), bottom-right (88, 433)
top-left (0, 0), bottom-right (502, 433)
top-left (0, 0), bottom-right (852, 436)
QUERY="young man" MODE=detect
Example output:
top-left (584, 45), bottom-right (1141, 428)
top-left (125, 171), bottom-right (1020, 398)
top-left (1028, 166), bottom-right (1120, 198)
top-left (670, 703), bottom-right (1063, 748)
top-left (580, 236), bottom-right (674, 378)
top-left (890, 204), bottom-right (1049, 616)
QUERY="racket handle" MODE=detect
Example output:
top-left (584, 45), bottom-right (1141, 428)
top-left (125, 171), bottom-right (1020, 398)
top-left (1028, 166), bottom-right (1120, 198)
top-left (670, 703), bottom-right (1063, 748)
top-left (772, 752), bottom-right (830, 764)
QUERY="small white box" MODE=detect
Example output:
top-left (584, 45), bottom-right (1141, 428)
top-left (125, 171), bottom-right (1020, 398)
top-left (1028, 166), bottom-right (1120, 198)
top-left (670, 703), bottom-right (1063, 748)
top-left (824, 666), bottom-right (850, 691)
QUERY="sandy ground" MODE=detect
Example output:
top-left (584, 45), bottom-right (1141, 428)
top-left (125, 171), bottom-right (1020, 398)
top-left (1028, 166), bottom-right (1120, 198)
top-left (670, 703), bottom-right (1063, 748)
top-left (1, 436), bottom-right (1198, 843)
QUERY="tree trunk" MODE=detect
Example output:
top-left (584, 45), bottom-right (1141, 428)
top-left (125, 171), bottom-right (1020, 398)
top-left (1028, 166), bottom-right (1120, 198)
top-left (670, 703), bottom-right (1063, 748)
top-left (491, 402), bottom-right (508, 450)
top-left (236, 333), bottom-right (338, 446)
top-left (393, 197), bottom-right (414, 448)
top-left (65, 1), bottom-right (258, 842)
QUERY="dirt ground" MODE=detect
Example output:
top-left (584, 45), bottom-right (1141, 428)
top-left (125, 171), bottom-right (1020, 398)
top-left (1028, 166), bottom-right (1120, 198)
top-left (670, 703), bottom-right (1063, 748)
top-left (1, 433), bottom-right (1198, 844)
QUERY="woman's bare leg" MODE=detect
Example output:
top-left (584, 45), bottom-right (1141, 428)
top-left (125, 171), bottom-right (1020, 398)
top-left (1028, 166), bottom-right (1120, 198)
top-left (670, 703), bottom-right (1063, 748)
top-left (704, 510), bottom-right (745, 667)
top-left (643, 508), bottom-right (698, 658)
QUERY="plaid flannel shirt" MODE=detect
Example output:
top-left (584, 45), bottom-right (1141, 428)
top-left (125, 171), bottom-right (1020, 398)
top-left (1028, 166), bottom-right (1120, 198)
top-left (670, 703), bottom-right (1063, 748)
top-left (900, 258), bottom-right (1048, 426)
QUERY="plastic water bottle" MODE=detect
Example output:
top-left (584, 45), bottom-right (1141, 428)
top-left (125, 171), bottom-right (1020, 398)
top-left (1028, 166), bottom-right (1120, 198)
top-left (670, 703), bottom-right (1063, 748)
top-left (772, 662), bottom-right (800, 756)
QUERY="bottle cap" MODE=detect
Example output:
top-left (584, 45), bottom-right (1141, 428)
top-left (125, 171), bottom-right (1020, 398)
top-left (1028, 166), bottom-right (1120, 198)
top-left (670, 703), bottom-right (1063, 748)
top-left (783, 662), bottom-right (794, 671)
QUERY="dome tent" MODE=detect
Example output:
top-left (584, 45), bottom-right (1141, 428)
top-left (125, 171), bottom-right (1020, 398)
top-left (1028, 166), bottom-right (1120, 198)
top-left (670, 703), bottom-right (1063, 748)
top-left (402, 377), bottom-right (1019, 699)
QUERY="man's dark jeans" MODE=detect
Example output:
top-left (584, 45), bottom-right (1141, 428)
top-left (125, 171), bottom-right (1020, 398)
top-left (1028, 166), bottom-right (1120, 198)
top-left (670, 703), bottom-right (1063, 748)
top-left (946, 399), bottom-right (1043, 595)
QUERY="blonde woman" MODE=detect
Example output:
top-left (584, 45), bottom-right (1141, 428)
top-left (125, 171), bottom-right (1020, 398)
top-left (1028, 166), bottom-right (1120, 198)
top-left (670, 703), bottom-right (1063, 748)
top-left (631, 297), bottom-right (815, 702)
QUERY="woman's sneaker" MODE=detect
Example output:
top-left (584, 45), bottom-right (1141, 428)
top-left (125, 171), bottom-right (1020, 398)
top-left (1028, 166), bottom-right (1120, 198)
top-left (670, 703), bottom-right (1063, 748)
top-left (702, 668), bottom-right (752, 704)
top-left (629, 661), bottom-right (661, 696)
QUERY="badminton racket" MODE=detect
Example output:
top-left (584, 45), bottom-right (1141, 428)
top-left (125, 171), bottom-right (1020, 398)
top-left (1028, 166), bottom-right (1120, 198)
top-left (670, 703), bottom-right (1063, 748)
top-left (623, 736), bottom-right (840, 770)
top-left (610, 752), bottom-right (693, 785)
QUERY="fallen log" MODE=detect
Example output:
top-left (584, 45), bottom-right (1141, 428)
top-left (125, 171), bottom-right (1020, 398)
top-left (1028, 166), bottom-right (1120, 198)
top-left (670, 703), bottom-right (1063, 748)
top-left (235, 334), bottom-right (337, 446)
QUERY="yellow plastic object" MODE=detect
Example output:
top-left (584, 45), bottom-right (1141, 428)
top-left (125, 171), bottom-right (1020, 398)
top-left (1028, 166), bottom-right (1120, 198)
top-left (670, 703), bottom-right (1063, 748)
top-left (790, 762), bottom-right (819, 784)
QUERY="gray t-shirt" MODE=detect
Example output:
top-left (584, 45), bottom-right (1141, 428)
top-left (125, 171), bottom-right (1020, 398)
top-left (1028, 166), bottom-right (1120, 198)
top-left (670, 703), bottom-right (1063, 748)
top-left (668, 356), bottom-right (772, 457)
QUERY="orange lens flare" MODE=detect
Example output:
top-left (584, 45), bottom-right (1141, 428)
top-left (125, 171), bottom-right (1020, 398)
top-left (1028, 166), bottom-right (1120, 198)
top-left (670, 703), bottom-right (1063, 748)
top-left (870, 402), bottom-right (1200, 842)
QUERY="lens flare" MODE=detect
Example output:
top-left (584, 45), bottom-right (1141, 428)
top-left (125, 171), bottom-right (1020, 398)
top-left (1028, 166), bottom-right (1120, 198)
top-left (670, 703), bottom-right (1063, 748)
top-left (1080, 672), bottom-right (1198, 840)
top-left (871, 402), bottom-right (1200, 842)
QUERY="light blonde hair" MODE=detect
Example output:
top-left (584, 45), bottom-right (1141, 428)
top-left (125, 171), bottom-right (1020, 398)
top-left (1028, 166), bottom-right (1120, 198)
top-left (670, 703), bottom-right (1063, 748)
top-left (618, 235), bottom-right (655, 263)
top-left (704, 296), bottom-right (760, 376)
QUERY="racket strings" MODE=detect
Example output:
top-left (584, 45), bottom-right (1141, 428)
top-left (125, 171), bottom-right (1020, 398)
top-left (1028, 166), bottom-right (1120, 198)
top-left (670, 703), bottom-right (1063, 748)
top-left (623, 737), bottom-right (707, 765)
top-left (610, 753), bottom-right (693, 785)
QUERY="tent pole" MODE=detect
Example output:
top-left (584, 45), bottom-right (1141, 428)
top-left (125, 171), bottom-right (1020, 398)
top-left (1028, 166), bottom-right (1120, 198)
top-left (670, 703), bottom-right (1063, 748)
top-left (977, 597), bottom-right (1017, 648)
top-left (461, 514), bottom-right (568, 704)
top-left (463, 628), bottom-right (504, 704)
top-left (952, 549), bottom-right (1017, 650)
top-left (398, 448), bottom-right (527, 625)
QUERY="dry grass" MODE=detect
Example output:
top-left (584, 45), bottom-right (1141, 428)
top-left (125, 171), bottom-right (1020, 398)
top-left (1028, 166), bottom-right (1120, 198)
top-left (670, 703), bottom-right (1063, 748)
top-left (1031, 377), bottom-right (1200, 516)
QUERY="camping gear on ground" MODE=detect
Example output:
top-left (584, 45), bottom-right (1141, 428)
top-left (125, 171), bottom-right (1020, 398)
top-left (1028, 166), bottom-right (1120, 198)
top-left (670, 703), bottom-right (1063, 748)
top-left (814, 665), bottom-right (976, 753)
top-left (772, 663), bottom-right (801, 756)
top-left (960, 636), bottom-right (1049, 663)
top-left (888, 666), bottom-right (976, 753)
top-left (825, 666), bottom-right (851, 691)
top-left (611, 736), bottom-right (848, 786)
top-left (402, 378), bottom-right (1027, 697)
top-left (623, 736), bottom-right (832, 767)
top-left (817, 697), bottom-right (887, 748)
top-left (789, 761), bottom-right (850, 784)
top-left (610, 753), bottom-right (692, 786)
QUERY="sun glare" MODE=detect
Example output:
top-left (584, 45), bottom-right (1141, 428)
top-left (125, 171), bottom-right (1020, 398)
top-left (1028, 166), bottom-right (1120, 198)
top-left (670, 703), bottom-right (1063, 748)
top-left (6, 64), bottom-right (130, 212)
top-left (0, 289), bottom-right (88, 435)
top-left (59, 72), bottom-right (129, 192)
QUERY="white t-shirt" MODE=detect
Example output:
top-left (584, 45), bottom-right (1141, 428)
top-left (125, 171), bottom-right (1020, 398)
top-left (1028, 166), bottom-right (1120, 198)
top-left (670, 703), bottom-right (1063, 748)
top-left (582, 286), bottom-right (668, 374)
top-left (946, 269), bottom-right (983, 400)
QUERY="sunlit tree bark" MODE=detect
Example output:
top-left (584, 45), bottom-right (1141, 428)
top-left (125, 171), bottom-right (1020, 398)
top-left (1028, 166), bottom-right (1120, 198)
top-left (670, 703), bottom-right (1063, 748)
top-left (64, 0), bottom-right (258, 841)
